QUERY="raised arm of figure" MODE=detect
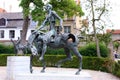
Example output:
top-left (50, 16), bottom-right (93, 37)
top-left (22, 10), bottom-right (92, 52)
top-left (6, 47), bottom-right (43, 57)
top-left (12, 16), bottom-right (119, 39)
top-left (33, 17), bottom-right (48, 34)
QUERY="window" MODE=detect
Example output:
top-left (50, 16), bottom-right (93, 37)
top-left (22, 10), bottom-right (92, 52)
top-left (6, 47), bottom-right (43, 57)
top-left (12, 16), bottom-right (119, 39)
top-left (9, 30), bottom-right (15, 38)
top-left (64, 26), bottom-right (71, 33)
top-left (0, 30), bottom-right (4, 38)
top-left (0, 18), bottom-right (6, 26)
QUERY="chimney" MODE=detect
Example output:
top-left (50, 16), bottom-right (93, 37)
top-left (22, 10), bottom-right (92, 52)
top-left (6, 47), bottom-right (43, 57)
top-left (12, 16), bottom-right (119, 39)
top-left (9, 5), bottom-right (12, 12)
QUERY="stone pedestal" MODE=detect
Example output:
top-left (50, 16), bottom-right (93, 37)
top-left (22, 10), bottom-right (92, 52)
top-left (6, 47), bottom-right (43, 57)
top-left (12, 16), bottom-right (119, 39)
top-left (6, 56), bottom-right (30, 80)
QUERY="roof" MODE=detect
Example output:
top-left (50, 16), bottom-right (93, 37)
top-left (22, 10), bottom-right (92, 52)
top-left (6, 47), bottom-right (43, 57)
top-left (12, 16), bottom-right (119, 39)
top-left (0, 12), bottom-right (36, 28)
top-left (106, 29), bottom-right (120, 34)
top-left (0, 8), bottom-right (6, 13)
top-left (0, 12), bottom-right (23, 19)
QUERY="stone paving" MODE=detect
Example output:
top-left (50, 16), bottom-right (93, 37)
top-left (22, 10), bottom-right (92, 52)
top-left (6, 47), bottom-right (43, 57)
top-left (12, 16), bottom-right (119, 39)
top-left (0, 67), bottom-right (120, 80)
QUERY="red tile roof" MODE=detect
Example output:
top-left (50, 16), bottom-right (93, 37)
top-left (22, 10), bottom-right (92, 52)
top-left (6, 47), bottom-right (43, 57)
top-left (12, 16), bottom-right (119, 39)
top-left (0, 8), bottom-right (6, 13)
top-left (106, 29), bottom-right (120, 34)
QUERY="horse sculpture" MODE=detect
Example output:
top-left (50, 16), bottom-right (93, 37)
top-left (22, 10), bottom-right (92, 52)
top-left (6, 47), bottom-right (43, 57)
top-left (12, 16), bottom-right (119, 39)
top-left (28, 30), bottom-right (82, 75)
top-left (11, 3), bottom-right (82, 75)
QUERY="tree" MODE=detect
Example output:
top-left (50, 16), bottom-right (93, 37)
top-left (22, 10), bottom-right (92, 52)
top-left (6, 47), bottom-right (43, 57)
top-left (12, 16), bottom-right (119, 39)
top-left (97, 33), bottom-right (112, 46)
top-left (31, 0), bottom-right (84, 24)
top-left (81, 0), bottom-right (111, 57)
top-left (18, 0), bottom-right (84, 54)
top-left (113, 41), bottom-right (120, 52)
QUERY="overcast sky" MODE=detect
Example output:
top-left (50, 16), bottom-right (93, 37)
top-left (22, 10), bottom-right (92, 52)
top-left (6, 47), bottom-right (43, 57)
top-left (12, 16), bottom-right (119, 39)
top-left (0, 0), bottom-right (120, 29)
top-left (109, 0), bottom-right (120, 29)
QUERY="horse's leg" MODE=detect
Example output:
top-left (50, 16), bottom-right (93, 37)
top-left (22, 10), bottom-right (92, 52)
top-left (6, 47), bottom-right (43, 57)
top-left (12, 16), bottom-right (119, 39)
top-left (39, 43), bottom-right (47, 73)
top-left (30, 54), bottom-right (34, 73)
top-left (56, 47), bottom-right (72, 68)
top-left (71, 46), bottom-right (82, 75)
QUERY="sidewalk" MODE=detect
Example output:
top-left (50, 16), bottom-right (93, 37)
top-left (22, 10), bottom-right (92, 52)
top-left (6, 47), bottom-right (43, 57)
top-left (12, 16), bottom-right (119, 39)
top-left (0, 67), bottom-right (120, 80)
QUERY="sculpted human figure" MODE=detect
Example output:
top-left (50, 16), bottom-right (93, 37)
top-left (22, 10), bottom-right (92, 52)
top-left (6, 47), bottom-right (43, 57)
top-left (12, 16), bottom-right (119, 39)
top-left (35, 3), bottom-right (63, 42)
top-left (28, 3), bottom-right (63, 56)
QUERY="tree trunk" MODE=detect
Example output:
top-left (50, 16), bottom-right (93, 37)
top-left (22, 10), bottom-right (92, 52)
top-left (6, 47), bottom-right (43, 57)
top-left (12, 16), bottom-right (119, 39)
top-left (21, 16), bottom-right (29, 45)
top-left (17, 16), bottom-right (29, 55)
top-left (91, 0), bottom-right (101, 57)
top-left (93, 20), bottom-right (101, 57)
top-left (109, 41), bottom-right (114, 60)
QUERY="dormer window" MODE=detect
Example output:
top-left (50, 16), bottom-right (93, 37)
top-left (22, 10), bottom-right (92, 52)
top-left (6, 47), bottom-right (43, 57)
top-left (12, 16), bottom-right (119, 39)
top-left (0, 18), bottom-right (6, 26)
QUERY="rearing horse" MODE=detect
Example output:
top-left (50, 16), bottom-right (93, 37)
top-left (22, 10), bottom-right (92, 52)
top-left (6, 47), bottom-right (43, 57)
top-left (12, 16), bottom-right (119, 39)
top-left (28, 30), bottom-right (82, 75)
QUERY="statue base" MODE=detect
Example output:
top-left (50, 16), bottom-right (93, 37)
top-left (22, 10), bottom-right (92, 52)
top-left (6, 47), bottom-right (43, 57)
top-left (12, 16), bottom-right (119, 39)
top-left (6, 56), bottom-right (30, 80)
top-left (14, 68), bottom-right (92, 80)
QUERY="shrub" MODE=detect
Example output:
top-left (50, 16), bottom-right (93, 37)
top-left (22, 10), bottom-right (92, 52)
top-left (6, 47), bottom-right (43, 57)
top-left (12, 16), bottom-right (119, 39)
top-left (79, 42), bottom-right (109, 57)
top-left (0, 54), bottom-right (113, 72)
top-left (46, 48), bottom-right (65, 55)
top-left (0, 44), bottom-right (14, 54)
top-left (112, 61), bottom-right (120, 78)
top-left (2, 54), bottom-right (120, 77)
top-left (0, 54), bottom-right (14, 66)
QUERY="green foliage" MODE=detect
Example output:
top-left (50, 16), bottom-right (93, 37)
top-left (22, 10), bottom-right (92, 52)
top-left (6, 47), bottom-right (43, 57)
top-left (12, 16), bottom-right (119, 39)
top-left (50, 0), bottom-right (84, 17)
top-left (113, 41), bottom-right (120, 51)
top-left (79, 42), bottom-right (109, 57)
top-left (0, 54), bottom-right (14, 66)
top-left (0, 44), bottom-right (14, 54)
top-left (97, 33), bottom-right (112, 46)
top-left (112, 61), bottom-right (120, 78)
top-left (1, 54), bottom-right (120, 77)
top-left (46, 48), bottom-right (65, 55)
top-left (19, 0), bottom-right (31, 17)
top-left (82, 57), bottom-right (113, 72)
top-left (19, 0), bottom-right (84, 24)
top-left (0, 54), bottom-right (113, 73)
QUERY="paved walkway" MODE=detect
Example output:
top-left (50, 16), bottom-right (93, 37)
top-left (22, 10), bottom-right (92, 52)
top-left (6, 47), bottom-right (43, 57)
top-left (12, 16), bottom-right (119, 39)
top-left (0, 67), bottom-right (120, 80)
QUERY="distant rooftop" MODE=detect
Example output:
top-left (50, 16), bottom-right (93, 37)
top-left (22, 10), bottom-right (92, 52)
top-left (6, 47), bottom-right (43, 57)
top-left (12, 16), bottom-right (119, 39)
top-left (106, 29), bottom-right (120, 34)
top-left (0, 12), bottom-right (23, 19)
top-left (0, 8), bottom-right (6, 13)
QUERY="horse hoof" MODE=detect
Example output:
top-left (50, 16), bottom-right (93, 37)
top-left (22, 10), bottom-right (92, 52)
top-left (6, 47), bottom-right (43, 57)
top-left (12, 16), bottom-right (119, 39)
top-left (75, 71), bottom-right (80, 75)
top-left (41, 70), bottom-right (45, 73)
top-left (30, 69), bottom-right (33, 73)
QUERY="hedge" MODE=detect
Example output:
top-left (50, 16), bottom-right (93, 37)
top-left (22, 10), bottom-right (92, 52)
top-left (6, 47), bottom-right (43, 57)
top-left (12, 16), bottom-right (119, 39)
top-left (79, 42), bottom-right (109, 57)
top-left (0, 54), bottom-right (114, 72)
top-left (0, 54), bottom-right (120, 78)
top-left (0, 43), bottom-right (109, 58)
top-left (112, 60), bottom-right (120, 78)
top-left (0, 44), bottom-right (14, 54)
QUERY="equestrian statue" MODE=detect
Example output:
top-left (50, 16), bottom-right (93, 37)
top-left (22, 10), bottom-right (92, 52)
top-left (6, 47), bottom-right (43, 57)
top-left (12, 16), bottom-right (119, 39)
top-left (11, 3), bottom-right (82, 75)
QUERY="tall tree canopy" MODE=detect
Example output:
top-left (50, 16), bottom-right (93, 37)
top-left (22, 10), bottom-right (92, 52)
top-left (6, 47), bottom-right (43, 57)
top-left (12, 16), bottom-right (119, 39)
top-left (81, 0), bottom-right (111, 57)
top-left (20, 0), bottom-right (84, 24)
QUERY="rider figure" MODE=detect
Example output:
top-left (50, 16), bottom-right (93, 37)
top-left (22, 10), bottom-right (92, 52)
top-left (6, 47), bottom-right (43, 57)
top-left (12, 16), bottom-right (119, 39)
top-left (35, 3), bottom-right (63, 43)
top-left (28, 4), bottom-right (63, 56)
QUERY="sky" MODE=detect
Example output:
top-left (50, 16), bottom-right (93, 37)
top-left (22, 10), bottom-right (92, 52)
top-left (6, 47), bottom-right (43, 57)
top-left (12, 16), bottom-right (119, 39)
top-left (109, 0), bottom-right (120, 29)
top-left (0, 0), bottom-right (120, 29)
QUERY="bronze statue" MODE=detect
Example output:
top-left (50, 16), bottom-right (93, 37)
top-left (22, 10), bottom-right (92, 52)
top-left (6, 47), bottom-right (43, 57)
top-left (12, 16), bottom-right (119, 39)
top-left (28, 4), bottom-right (82, 75)
top-left (11, 3), bottom-right (82, 75)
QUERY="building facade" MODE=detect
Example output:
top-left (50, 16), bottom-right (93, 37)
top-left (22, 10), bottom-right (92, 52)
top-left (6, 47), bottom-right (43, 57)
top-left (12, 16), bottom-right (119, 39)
top-left (106, 29), bottom-right (120, 41)
top-left (0, 12), bottom-right (36, 43)
top-left (0, 12), bottom-right (82, 43)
